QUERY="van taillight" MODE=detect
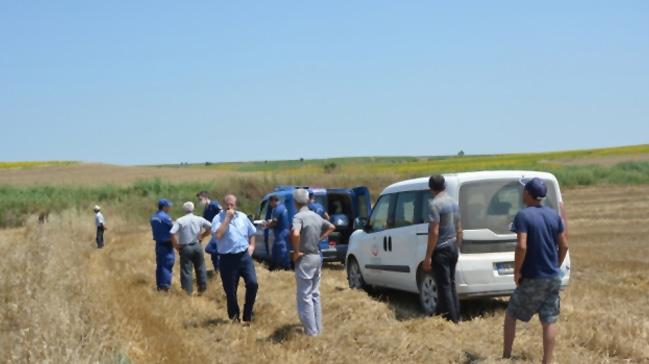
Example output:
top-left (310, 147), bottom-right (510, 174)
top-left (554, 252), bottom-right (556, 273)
top-left (560, 201), bottom-right (568, 237)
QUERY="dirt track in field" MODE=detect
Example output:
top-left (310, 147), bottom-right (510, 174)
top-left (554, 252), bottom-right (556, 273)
top-left (1, 185), bottom-right (648, 363)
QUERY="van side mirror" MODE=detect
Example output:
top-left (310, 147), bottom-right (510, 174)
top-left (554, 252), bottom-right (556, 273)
top-left (353, 217), bottom-right (368, 230)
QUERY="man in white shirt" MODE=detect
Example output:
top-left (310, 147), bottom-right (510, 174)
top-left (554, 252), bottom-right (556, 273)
top-left (170, 201), bottom-right (212, 295)
top-left (94, 205), bottom-right (106, 249)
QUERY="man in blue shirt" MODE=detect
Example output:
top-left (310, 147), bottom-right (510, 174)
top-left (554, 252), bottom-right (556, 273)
top-left (150, 199), bottom-right (175, 291)
top-left (265, 195), bottom-right (291, 270)
top-left (212, 194), bottom-right (258, 324)
top-left (197, 191), bottom-right (222, 272)
top-left (308, 191), bottom-right (329, 220)
top-left (503, 178), bottom-right (569, 364)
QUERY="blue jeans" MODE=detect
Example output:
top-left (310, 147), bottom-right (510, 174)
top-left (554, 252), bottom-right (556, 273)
top-left (219, 251), bottom-right (258, 322)
top-left (155, 240), bottom-right (175, 289)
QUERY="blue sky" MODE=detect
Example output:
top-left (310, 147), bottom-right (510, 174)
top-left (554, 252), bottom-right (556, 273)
top-left (1, 1), bottom-right (648, 165)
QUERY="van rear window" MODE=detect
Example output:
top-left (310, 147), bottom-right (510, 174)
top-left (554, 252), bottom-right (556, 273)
top-left (459, 179), bottom-right (558, 234)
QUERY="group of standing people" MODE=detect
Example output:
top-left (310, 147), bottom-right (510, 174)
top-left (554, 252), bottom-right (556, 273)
top-left (96, 174), bottom-right (569, 356)
top-left (148, 189), bottom-right (334, 333)
top-left (149, 192), bottom-right (258, 323)
top-left (260, 191), bottom-right (329, 271)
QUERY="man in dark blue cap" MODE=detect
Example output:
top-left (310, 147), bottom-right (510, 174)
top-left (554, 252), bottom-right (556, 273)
top-left (503, 177), bottom-right (569, 364)
top-left (150, 199), bottom-right (175, 291)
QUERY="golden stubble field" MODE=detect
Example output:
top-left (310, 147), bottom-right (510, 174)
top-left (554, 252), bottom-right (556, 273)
top-left (1, 185), bottom-right (648, 364)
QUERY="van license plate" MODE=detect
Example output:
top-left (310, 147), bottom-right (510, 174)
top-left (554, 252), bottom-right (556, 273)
top-left (495, 262), bottom-right (514, 276)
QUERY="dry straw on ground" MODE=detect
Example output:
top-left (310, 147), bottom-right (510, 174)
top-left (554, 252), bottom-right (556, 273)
top-left (1, 185), bottom-right (648, 363)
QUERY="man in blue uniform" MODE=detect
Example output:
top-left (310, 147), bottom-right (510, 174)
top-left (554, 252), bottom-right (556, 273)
top-left (308, 191), bottom-right (329, 220)
top-left (265, 195), bottom-right (291, 270)
top-left (150, 199), bottom-right (175, 292)
top-left (197, 191), bottom-right (222, 272)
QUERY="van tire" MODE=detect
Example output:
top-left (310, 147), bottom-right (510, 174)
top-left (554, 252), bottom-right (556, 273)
top-left (418, 270), bottom-right (438, 316)
top-left (347, 257), bottom-right (367, 290)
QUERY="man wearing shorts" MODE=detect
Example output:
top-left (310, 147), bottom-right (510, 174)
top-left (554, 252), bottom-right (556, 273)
top-left (503, 178), bottom-right (569, 364)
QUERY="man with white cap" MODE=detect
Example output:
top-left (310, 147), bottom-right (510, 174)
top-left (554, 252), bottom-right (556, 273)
top-left (290, 188), bottom-right (335, 336)
top-left (93, 205), bottom-right (106, 249)
top-left (170, 201), bottom-right (212, 295)
top-left (503, 177), bottom-right (569, 364)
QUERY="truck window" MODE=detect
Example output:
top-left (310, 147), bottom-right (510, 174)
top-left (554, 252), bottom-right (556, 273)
top-left (394, 191), bottom-right (418, 228)
top-left (368, 194), bottom-right (394, 232)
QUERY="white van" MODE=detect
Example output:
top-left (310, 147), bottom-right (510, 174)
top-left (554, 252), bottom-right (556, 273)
top-left (345, 171), bottom-right (571, 315)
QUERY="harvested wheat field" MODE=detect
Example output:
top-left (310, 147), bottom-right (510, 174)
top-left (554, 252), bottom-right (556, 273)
top-left (1, 185), bottom-right (648, 363)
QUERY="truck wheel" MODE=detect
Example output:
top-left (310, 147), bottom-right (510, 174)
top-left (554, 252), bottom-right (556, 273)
top-left (347, 257), bottom-right (366, 290)
top-left (418, 271), bottom-right (438, 316)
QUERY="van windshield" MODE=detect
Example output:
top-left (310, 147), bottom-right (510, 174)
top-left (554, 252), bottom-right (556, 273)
top-left (459, 179), bottom-right (558, 234)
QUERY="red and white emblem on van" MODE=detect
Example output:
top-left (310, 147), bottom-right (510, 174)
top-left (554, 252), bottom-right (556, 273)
top-left (371, 245), bottom-right (379, 256)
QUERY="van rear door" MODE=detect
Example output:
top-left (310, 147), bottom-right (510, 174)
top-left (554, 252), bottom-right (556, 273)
top-left (351, 186), bottom-right (371, 220)
top-left (457, 177), bottom-right (559, 287)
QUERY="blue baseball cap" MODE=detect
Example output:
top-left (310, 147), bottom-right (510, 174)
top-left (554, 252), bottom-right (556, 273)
top-left (158, 199), bottom-right (172, 208)
top-left (522, 177), bottom-right (547, 200)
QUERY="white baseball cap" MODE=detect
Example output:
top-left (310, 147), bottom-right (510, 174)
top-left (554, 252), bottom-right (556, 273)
top-left (94, 205), bottom-right (101, 211)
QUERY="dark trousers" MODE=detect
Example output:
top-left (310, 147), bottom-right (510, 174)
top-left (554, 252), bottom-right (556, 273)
top-left (271, 238), bottom-right (290, 270)
top-left (179, 243), bottom-right (207, 294)
top-left (96, 226), bottom-right (105, 248)
top-left (219, 251), bottom-right (258, 322)
top-left (432, 244), bottom-right (460, 323)
top-left (155, 240), bottom-right (175, 289)
top-left (210, 254), bottom-right (220, 272)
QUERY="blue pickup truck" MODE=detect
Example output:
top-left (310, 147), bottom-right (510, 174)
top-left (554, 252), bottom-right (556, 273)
top-left (252, 185), bottom-right (371, 263)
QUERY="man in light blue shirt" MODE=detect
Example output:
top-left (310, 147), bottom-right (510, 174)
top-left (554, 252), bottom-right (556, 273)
top-left (212, 194), bottom-right (258, 324)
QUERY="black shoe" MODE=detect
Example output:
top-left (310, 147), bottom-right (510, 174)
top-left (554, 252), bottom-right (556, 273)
top-left (156, 287), bottom-right (169, 292)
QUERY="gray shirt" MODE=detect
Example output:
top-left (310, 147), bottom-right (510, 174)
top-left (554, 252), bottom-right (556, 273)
top-left (292, 206), bottom-right (335, 255)
top-left (428, 191), bottom-right (461, 249)
top-left (170, 213), bottom-right (211, 246)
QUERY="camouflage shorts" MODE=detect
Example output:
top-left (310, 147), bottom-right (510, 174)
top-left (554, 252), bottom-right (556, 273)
top-left (507, 276), bottom-right (561, 324)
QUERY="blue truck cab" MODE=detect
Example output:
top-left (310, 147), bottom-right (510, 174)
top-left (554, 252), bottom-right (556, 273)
top-left (252, 185), bottom-right (371, 263)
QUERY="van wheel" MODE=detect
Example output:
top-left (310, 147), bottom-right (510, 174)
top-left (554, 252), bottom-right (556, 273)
top-left (347, 258), bottom-right (366, 290)
top-left (418, 271), bottom-right (438, 316)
